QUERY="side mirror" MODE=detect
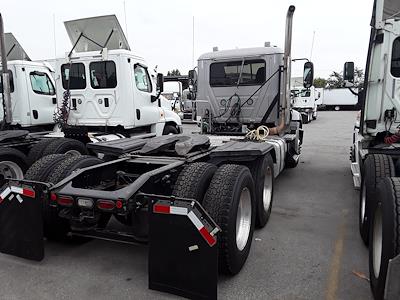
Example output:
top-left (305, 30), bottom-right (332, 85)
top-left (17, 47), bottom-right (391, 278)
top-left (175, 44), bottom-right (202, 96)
top-left (157, 73), bottom-right (164, 93)
top-left (303, 62), bottom-right (314, 89)
top-left (343, 62), bottom-right (355, 87)
top-left (188, 69), bottom-right (197, 81)
top-left (188, 70), bottom-right (198, 93)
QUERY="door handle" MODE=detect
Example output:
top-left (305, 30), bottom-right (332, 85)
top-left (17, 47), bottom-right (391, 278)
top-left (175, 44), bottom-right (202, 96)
top-left (52, 97), bottom-right (57, 104)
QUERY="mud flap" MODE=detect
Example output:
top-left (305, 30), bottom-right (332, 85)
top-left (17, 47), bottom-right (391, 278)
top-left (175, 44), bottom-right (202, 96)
top-left (0, 180), bottom-right (47, 261)
top-left (385, 254), bottom-right (400, 300)
top-left (145, 194), bottom-right (220, 300)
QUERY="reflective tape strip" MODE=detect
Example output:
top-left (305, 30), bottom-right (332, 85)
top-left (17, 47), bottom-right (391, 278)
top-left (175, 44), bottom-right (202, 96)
top-left (170, 206), bottom-right (188, 216)
top-left (199, 227), bottom-right (217, 247)
top-left (187, 211), bottom-right (203, 230)
top-left (10, 186), bottom-right (23, 194)
top-left (8, 194), bottom-right (14, 201)
top-left (16, 195), bottom-right (23, 203)
top-left (0, 187), bottom-right (11, 200)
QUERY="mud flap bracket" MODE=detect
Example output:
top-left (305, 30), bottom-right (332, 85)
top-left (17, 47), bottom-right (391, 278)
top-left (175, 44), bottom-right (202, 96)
top-left (145, 194), bottom-right (220, 300)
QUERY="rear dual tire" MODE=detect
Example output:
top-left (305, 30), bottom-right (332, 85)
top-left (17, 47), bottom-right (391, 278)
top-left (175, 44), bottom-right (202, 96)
top-left (369, 177), bottom-right (400, 300)
top-left (360, 154), bottom-right (395, 246)
top-left (172, 163), bottom-right (256, 275)
top-left (25, 154), bottom-right (103, 239)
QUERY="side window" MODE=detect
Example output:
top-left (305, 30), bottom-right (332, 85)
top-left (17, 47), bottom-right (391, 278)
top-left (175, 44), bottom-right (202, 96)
top-left (134, 65), bottom-right (152, 92)
top-left (391, 37), bottom-right (400, 78)
top-left (0, 70), bottom-right (15, 93)
top-left (29, 72), bottom-right (55, 95)
top-left (61, 63), bottom-right (86, 90)
top-left (90, 61), bottom-right (117, 89)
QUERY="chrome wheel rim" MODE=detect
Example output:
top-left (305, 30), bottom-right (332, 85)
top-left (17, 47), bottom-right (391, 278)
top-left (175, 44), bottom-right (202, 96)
top-left (361, 181), bottom-right (366, 225)
top-left (372, 205), bottom-right (383, 278)
top-left (0, 161), bottom-right (24, 180)
top-left (236, 187), bottom-right (252, 251)
top-left (263, 167), bottom-right (273, 211)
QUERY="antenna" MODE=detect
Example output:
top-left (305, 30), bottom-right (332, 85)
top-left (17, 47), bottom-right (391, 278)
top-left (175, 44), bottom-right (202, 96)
top-left (53, 13), bottom-right (57, 58)
top-left (192, 16), bottom-right (195, 68)
top-left (310, 30), bottom-right (316, 60)
top-left (123, 1), bottom-right (129, 40)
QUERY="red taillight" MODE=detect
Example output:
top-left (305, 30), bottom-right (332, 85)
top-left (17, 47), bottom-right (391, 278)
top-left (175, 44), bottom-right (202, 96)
top-left (116, 200), bottom-right (123, 209)
top-left (22, 188), bottom-right (35, 198)
top-left (50, 193), bottom-right (58, 202)
top-left (97, 200), bottom-right (115, 210)
top-left (57, 195), bottom-right (74, 207)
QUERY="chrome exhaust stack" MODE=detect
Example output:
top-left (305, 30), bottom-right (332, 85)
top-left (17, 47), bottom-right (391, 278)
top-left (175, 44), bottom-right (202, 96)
top-left (269, 5), bottom-right (295, 135)
top-left (0, 13), bottom-right (12, 124)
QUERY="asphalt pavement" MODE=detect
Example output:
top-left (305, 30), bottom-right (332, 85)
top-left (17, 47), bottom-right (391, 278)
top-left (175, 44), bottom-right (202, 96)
top-left (0, 111), bottom-right (373, 300)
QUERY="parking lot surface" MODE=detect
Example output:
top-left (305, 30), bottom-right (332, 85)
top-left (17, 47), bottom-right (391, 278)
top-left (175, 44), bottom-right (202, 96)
top-left (0, 111), bottom-right (372, 300)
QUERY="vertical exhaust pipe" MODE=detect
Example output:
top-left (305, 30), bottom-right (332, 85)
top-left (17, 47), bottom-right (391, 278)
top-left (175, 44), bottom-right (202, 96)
top-left (269, 5), bottom-right (295, 135)
top-left (0, 13), bottom-right (12, 125)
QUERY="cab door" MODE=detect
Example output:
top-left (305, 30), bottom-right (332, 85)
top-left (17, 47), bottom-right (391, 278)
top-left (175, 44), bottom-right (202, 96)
top-left (132, 64), bottom-right (162, 127)
top-left (24, 67), bottom-right (56, 125)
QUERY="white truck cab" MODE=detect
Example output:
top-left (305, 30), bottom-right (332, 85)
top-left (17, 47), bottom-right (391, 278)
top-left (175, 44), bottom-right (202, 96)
top-left (0, 33), bottom-right (56, 130)
top-left (346, 1), bottom-right (400, 299)
top-left (291, 85), bottom-right (319, 123)
top-left (54, 15), bottom-right (182, 136)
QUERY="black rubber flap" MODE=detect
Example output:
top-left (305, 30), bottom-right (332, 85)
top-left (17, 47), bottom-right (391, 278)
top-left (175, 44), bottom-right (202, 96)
top-left (146, 194), bottom-right (219, 300)
top-left (0, 181), bottom-right (46, 261)
top-left (0, 130), bottom-right (29, 142)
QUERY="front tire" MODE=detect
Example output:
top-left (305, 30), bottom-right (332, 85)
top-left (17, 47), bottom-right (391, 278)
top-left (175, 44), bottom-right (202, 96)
top-left (369, 177), bottom-right (400, 300)
top-left (203, 164), bottom-right (256, 275)
top-left (163, 124), bottom-right (179, 135)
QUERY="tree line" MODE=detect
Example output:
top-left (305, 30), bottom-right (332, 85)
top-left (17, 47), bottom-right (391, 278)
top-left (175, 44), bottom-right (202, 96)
top-left (313, 67), bottom-right (364, 89)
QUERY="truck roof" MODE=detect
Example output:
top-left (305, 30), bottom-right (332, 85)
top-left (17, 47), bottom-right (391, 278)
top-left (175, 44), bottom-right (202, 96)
top-left (63, 49), bottom-right (145, 62)
top-left (198, 47), bottom-right (283, 61)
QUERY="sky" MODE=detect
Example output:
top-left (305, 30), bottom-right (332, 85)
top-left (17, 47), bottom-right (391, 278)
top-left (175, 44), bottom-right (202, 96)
top-left (1, 0), bottom-right (373, 79)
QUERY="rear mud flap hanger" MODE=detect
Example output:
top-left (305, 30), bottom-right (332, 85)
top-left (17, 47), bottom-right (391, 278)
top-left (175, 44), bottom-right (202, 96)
top-left (0, 181), bottom-right (221, 300)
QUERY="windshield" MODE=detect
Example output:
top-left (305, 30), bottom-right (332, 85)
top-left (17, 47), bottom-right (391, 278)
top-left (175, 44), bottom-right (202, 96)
top-left (210, 59), bottom-right (266, 87)
top-left (292, 89), bottom-right (311, 97)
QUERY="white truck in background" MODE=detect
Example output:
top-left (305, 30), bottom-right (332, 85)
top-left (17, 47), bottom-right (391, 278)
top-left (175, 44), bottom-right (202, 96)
top-left (1, 32), bottom-right (56, 131)
top-left (322, 87), bottom-right (359, 111)
top-left (347, 0), bottom-right (400, 299)
top-left (291, 85), bottom-right (319, 123)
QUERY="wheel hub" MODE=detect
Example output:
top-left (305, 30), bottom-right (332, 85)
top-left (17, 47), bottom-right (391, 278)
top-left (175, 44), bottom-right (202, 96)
top-left (263, 167), bottom-right (273, 211)
top-left (236, 187), bottom-right (252, 251)
top-left (372, 205), bottom-right (383, 278)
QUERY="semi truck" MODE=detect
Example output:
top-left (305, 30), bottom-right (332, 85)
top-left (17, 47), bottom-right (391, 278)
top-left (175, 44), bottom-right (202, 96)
top-left (0, 6), bottom-right (310, 299)
top-left (348, 0), bottom-right (400, 299)
top-left (0, 14), bottom-right (182, 181)
top-left (291, 85), bottom-right (319, 123)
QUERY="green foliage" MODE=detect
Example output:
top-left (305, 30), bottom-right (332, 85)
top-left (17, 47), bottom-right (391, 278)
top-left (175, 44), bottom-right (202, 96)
top-left (325, 67), bottom-right (364, 89)
top-left (167, 69), bottom-right (181, 76)
top-left (313, 77), bottom-right (327, 88)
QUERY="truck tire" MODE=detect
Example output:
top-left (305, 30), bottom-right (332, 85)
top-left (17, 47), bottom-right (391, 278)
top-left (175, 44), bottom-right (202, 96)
top-left (42, 138), bottom-right (88, 157)
top-left (203, 164), bottom-right (256, 275)
top-left (369, 177), bottom-right (400, 300)
top-left (24, 154), bottom-right (66, 181)
top-left (360, 154), bottom-right (394, 246)
top-left (44, 155), bottom-right (105, 238)
top-left (172, 162), bottom-right (217, 202)
top-left (163, 124), bottom-right (179, 135)
top-left (28, 139), bottom-right (53, 165)
top-left (0, 148), bottom-right (28, 185)
top-left (253, 153), bottom-right (274, 228)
